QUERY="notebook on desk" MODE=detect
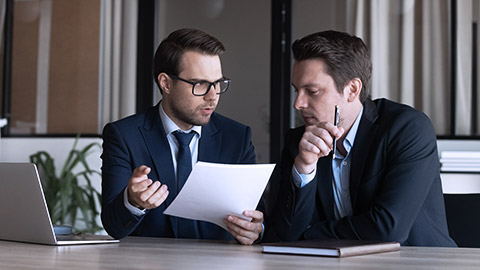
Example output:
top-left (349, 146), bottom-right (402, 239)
top-left (0, 162), bottom-right (119, 245)
top-left (262, 239), bottom-right (400, 258)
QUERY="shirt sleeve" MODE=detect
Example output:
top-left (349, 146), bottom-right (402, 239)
top-left (291, 165), bottom-right (317, 188)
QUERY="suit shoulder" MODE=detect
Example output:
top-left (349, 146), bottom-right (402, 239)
top-left (373, 98), bottom-right (432, 126)
top-left (103, 107), bottom-right (153, 132)
top-left (372, 98), bottom-right (436, 139)
top-left (103, 114), bottom-right (141, 134)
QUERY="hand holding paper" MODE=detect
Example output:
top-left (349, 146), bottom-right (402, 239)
top-left (163, 162), bottom-right (275, 231)
top-left (224, 209), bottom-right (264, 245)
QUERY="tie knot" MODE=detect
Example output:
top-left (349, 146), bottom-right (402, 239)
top-left (173, 130), bottom-right (195, 146)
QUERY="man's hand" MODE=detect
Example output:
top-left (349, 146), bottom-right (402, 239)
top-left (224, 210), bottom-right (264, 245)
top-left (295, 122), bottom-right (344, 174)
top-left (127, 165), bottom-right (169, 210)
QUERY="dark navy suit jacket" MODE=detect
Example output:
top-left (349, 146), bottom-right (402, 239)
top-left (101, 103), bottom-right (256, 240)
top-left (264, 98), bottom-right (456, 247)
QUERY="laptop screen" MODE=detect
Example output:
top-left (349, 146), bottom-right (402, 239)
top-left (0, 163), bottom-right (118, 245)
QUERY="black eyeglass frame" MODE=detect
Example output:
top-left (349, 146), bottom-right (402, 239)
top-left (167, 74), bottom-right (231, 96)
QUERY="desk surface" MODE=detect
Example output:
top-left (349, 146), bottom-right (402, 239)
top-left (1, 237), bottom-right (480, 269)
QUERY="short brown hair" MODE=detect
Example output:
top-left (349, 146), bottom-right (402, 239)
top-left (292, 30), bottom-right (372, 103)
top-left (153, 28), bottom-right (225, 93)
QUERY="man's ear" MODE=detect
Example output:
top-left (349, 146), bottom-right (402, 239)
top-left (158, 73), bottom-right (172, 94)
top-left (344, 78), bottom-right (362, 102)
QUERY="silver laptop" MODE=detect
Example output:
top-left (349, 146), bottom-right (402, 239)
top-left (0, 162), bottom-right (119, 245)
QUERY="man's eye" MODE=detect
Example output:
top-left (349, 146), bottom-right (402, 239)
top-left (196, 82), bottom-right (210, 90)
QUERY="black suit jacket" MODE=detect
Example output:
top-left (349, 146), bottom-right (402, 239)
top-left (264, 98), bottom-right (456, 247)
top-left (101, 103), bottom-right (256, 240)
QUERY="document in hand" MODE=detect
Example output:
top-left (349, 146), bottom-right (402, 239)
top-left (163, 162), bottom-right (275, 230)
top-left (262, 239), bottom-right (401, 258)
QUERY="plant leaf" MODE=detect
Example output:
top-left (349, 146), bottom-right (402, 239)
top-left (29, 135), bottom-right (102, 233)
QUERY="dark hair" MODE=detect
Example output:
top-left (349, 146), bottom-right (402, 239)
top-left (292, 30), bottom-right (372, 103)
top-left (153, 28), bottom-right (225, 93)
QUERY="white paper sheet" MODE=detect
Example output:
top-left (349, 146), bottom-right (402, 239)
top-left (163, 162), bottom-right (275, 230)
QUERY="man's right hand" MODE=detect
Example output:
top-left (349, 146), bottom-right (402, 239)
top-left (295, 122), bottom-right (344, 174)
top-left (127, 165), bottom-right (169, 210)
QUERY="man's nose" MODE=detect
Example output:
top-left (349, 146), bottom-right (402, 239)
top-left (204, 84), bottom-right (218, 100)
top-left (294, 91), bottom-right (306, 110)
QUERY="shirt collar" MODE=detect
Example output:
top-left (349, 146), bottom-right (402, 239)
top-left (342, 106), bottom-right (364, 155)
top-left (159, 101), bottom-right (202, 137)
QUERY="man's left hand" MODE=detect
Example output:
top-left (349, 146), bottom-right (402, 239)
top-left (224, 210), bottom-right (264, 245)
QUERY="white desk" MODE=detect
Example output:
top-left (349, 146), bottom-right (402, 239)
top-left (1, 237), bottom-right (480, 269)
top-left (441, 173), bottom-right (480, 194)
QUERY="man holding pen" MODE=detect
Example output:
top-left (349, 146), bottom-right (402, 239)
top-left (264, 30), bottom-right (456, 247)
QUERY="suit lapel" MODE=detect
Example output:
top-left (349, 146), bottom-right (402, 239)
top-left (138, 104), bottom-right (179, 236)
top-left (349, 99), bottom-right (379, 208)
top-left (198, 114), bottom-right (222, 162)
top-left (316, 155), bottom-right (335, 220)
top-left (139, 104), bottom-right (177, 201)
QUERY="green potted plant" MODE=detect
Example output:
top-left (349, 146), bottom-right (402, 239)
top-left (29, 136), bottom-right (103, 233)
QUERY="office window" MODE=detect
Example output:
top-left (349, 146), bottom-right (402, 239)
top-left (6, 0), bottom-right (100, 135)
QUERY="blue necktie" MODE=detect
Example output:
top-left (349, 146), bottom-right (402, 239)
top-left (173, 130), bottom-right (195, 193)
top-left (173, 130), bottom-right (198, 238)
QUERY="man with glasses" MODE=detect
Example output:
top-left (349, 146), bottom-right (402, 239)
top-left (101, 28), bottom-right (263, 245)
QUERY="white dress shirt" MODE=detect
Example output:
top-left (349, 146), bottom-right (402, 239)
top-left (124, 103), bottom-right (202, 216)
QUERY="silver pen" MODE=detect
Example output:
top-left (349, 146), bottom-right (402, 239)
top-left (333, 105), bottom-right (339, 159)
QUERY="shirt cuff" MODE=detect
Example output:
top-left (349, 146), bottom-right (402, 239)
top-left (254, 223), bottom-right (265, 244)
top-left (123, 188), bottom-right (147, 216)
top-left (291, 165), bottom-right (316, 188)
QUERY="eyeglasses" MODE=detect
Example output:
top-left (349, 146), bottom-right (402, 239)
top-left (168, 74), bottom-right (230, 96)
